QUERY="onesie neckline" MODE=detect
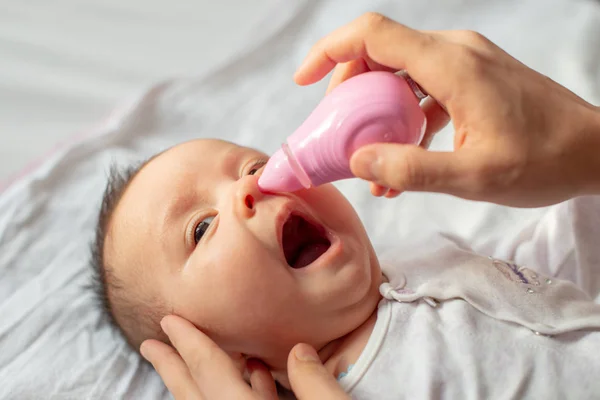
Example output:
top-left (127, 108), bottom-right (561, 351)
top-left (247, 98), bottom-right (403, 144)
top-left (337, 298), bottom-right (393, 392)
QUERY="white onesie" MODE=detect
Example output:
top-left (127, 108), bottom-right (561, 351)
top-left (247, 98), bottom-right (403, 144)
top-left (338, 196), bottom-right (600, 399)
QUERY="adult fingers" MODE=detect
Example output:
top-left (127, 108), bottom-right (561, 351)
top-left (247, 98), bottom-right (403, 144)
top-left (325, 58), bottom-right (396, 94)
top-left (384, 188), bottom-right (402, 198)
top-left (369, 183), bottom-right (402, 198)
top-left (141, 339), bottom-right (204, 400)
top-left (287, 344), bottom-right (349, 400)
top-left (420, 97), bottom-right (451, 148)
top-left (247, 359), bottom-right (278, 400)
top-left (370, 182), bottom-right (388, 197)
top-left (294, 13), bottom-right (444, 97)
top-left (350, 143), bottom-right (472, 194)
top-left (160, 315), bottom-right (250, 399)
top-left (326, 60), bottom-right (370, 94)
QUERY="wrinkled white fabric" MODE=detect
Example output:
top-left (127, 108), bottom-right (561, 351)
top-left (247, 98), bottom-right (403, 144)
top-left (1, 0), bottom-right (599, 398)
top-left (341, 197), bottom-right (600, 399)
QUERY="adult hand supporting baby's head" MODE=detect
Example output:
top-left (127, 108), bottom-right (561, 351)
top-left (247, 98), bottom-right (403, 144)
top-left (287, 343), bottom-right (350, 400)
top-left (140, 315), bottom-right (275, 399)
top-left (295, 13), bottom-right (600, 207)
top-left (140, 315), bottom-right (349, 400)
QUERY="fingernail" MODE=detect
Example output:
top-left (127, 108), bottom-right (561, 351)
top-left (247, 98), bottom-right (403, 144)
top-left (160, 317), bottom-right (170, 336)
top-left (139, 342), bottom-right (149, 359)
top-left (353, 150), bottom-right (381, 181)
top-left (294, 344), bottom-right (320, 362)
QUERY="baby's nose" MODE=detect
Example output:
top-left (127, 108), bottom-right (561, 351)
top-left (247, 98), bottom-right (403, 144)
top-left (236, 175), bottom-right (264, 218)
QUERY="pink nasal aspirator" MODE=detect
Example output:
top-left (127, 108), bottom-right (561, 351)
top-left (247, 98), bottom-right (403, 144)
top-left (257, 71), bottom-right (428, 193)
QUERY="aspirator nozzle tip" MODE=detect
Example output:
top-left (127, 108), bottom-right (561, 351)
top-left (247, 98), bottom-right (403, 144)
top-left (257, 147), bottom-right (309, 193)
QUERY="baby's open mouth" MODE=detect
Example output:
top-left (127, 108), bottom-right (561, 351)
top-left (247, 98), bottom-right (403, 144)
top-left (282, 214), bottom-right (331, 269)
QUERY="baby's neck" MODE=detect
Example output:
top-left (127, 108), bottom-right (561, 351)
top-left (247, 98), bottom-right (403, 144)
top-left (318, 303), bottom-right (380, 380)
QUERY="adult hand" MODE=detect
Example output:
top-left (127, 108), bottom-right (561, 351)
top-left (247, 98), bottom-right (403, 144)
top-left (295, 13), bottom-right (600, 207)
top-left (140, 315), bottom-right (349, 399)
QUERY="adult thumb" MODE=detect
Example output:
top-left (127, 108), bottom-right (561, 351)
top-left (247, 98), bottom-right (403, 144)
top-left (349, 143), bottom-right (469, 194)
top-left (287, 344), bottom-right (349, 400)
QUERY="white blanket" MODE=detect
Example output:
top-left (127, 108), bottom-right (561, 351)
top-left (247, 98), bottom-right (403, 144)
top-left (1, 0), bottom-right (599, 398)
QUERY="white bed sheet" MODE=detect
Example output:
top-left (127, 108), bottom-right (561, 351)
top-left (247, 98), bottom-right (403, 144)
top-left (1, 0), bottom-right (599, 398)
top-left (0, 0), bottom-right (285, 183)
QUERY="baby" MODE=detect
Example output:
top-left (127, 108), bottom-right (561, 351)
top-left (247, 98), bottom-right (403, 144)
top-left (91, 138), bottom-right (382, 384)
top-left (92, 138), bottom-right (600, 398)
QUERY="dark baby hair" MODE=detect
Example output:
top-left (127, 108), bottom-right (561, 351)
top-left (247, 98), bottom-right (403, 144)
top-left (88, 161), bottom-right (166, 352)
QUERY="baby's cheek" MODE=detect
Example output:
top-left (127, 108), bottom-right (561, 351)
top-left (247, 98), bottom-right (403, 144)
top-left (313, 186), bottom-right (361, 227)
top-left (305, 184), bottom-right (348, 211)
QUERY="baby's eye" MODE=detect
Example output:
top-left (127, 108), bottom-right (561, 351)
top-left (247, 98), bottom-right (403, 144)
top-left (247, 159), bottom-right (268, 176)
top-left (194, 216), bottom-right (215, 244)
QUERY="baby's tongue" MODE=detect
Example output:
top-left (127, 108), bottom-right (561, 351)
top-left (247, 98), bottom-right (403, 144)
top-left (293, 243), bottom-right (329, 268)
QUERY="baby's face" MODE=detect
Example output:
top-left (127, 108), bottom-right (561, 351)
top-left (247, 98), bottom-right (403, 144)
top-left (107, 139), bottom-right (381, 371)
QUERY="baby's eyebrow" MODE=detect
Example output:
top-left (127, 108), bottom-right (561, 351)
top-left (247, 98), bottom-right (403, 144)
top-left (158, 187), bottom-right (210, 246)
